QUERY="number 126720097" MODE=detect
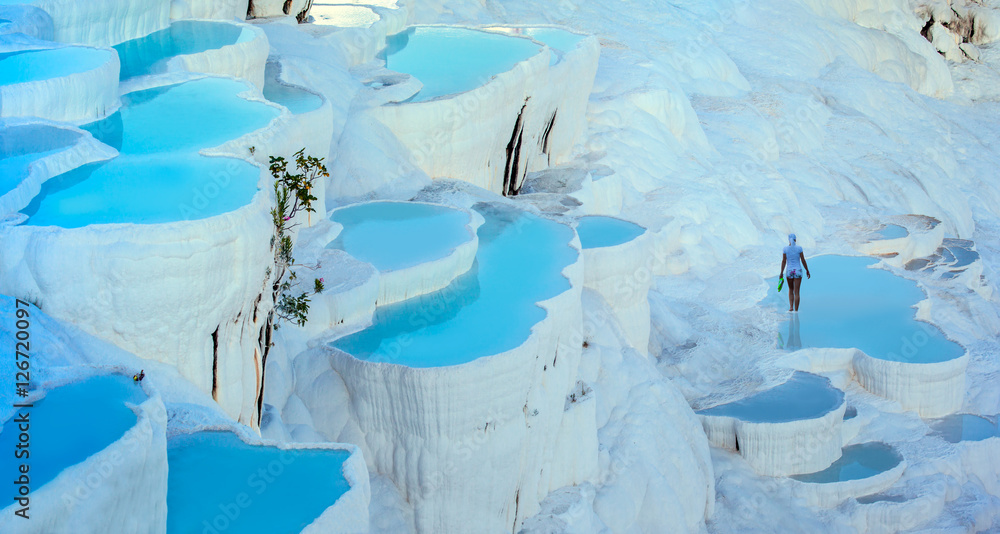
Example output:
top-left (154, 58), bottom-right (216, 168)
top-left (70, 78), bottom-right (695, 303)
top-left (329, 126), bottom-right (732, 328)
top-left (14, 299), bottom-right (30, 396)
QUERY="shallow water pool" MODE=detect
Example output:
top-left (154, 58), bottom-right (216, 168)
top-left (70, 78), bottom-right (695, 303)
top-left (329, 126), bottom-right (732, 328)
top-left (332, 203), bottom-right (576, 367)
top-left (263, 79), bottom-right (323, 115)
top-left (576, 215), bottom-right (645, 249)
top-left (697, 371), bottom-right (843, 423)
top-left (792, 442), bottom-right (902, 483)
top-left (383, 26), bottom-right (542, 102)
top-left (115, 20), bottom-right (250, 80)
top-left (329, 202), bottom-right (472, 271)
top-left (931, 413), bottom-right (999, 443)
top-left (167, 431), bottom-right (351, 534)
top-left (20, 78), bottom-right (277, 227)
top-left (771, 255), bottom-right (964, 363)
top-left (524, 27), bottom-right (584, 65)
top-left (0, 124), bottom-right (81, 195)
top-left (0, 47), bottom-right (112, 86)
top-left (0, 374), bottom-right (145, 491)
top-left (524, 27), bottom-right (585, 53)
top-left (21, 154), bottom-right (261, 227)
top-left (81, 79), bottom-right (280, 155)
top-left (877, 224), bottom-right (908, 239)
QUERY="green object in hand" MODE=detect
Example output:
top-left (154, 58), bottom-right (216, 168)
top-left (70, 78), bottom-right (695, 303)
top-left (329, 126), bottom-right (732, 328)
top-left (778, 277), bottom-right (784, 292)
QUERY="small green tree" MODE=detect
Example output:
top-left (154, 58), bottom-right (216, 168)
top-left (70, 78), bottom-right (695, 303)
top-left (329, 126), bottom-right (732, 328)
top-left (268, 148), bottom-right (329, 327)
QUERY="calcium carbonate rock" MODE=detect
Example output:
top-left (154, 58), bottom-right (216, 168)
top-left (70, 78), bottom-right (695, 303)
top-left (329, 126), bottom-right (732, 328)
top-left (0, 40), bottom-right (121, 123)
top-left (164, 21), bottom-right (269, 91)
top-left (170, 0), bottom-right (249, 20)
top-left (369, 25), bottom-right (599, 196)
top-left (697, 372), bottom-right (847, 477)
top-left (789, 442), bottom-right (906, 508)
top-left (13, 0), bottom-right (171, 46)
top-left (313, 4), bottom-right (408, 66)
top-left (0, 191), bottom-right (275, 428)
top-left (0, 378), bottom-right (168, 534)
top-left (0, 119), bottom-right (118, 216)
top-left (0, 5), bottom-right (54, 39)
top-left (852, 350), bottom-right (968, 418)
top-left (297, 247), bottom-right (381, 339)
top-left (322, 210), bottom-right (589, 533)
top-left (578, 216), bottom-right (654, 355)
top-left (327, 201), bottom-right (483, 306)
top-left (856, 216), bottom-right (945, 267)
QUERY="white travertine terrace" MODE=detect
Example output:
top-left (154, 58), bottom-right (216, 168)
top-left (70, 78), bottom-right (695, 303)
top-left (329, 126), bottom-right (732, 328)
top-left (697, 372), bottom-right (847, 477)
top-left (852, 351), bottom-right (968, 418)
top-left (0, 378), bottom-right (168, 534)
top-left (368, 25), bottom-right (600, 196)
top-left (323, 218), bottom-right (591, 533)
top-left (0, 41), bottom-right (121, 123)
top-left (327, 201), bottom-right (483, 306)
top-left (10, 0), bottom-right (171, 46)
top-left (579, 218), bottom-right (653, 355)
top-left (0, 119), bottom-right (117, 215)
top-left (169, 0), bottom-right (249, 21)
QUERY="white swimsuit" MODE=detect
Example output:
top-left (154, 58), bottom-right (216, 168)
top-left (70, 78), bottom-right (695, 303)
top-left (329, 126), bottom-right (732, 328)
top-left (784, 244), bottom-right (804, 278)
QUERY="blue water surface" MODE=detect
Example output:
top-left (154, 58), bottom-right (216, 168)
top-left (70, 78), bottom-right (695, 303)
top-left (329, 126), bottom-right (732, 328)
top-left (20, 78), bottom-right (277, 227)
top-left (524, 27), bottom-right (584, 65)
top-left (0, 47), bottom-right (112, 85)
top-left (167, 431), bottom-right (352, 534)
top-left (697, 371), bottom-right (843, 423)
top-left (877, 224), bottom-right (908, 239)
top-left (0, 124), bottom-right (80, 196)
top-left (577, 215), bottom-right (645, 249)
top-left (792, 442), bottom-right (902, 483)
top-left (384, 26), bottom-right (542, 102)
top-left (115, 21), bottom-right (248, 80)
top-left (263, 80), bottom-right (323, 116)
top-left (328, 202), bottom-right (472, 271)
top-left (332, 203), bottom-right (576, 367)
top-left (0, 374), bottom-right (145, 491)
top-left (771, 255), bottom-right (964, 363)
top-left (931, 413), bottom-right (999, 443)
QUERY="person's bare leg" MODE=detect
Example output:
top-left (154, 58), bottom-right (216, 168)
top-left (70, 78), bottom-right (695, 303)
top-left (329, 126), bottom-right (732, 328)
top-left (792, 278), bottom-right (802, 311)
top-left (787, 278), bottom-right (794, 311)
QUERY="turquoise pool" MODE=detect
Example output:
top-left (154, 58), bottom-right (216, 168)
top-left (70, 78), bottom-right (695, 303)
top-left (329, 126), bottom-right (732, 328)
top-left (328, 202), bottom-right (472, 271)
top-left (576, 215), bottom-right (645, 249)
top-left (792, 442), bottom-right (902, 483)
top-left (20, 78), bottom-right (277, 227)
top-left (332, 203), bottom-right (577, 367)
top-left (263, 64), bottom-right (323, 115)
top-left (877, 224), bottom-right (908, 239)
top-left (697, 371), bottom-right (843, 423)
top-left (167, 431), bottom-right (352, 534)
top-left (770, 256), bottom-right (964, 363)
top-left (0, 375), bottom-right (146, 491)
top-left (0, 47), bottom-right (112, 85)
top-left (383, 26), bottom-right (542, 102)
top-left (524, 28), bottom-right (585, 53)
top-left (931, 414), bottom-right (999, 443)
top-left (524, 27), bottom-right (584, 65)
top-left (81, 79), bottom-right (279, 155)
top-left (115, 20), bottom-right (250, 81)
top-left (0, 124), bottom-right (81, 196)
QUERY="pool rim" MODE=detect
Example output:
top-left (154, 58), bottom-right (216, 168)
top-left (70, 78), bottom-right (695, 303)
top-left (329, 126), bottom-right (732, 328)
top-left (379, 23), bottom-right (550, 105)
top-left (324, 202), bottom-right (583, 370)
top-left (575, 213), bottom-right (649, 251)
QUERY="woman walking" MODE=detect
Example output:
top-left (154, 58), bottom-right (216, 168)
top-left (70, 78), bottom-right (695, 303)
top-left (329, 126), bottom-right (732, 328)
top-left (780, 234), bottom-right (810, 312)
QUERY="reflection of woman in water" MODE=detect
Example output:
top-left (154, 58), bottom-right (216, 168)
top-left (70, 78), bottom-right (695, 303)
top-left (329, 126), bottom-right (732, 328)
top-left (779, 234), bottom-right (810, 312)
top-left (786, 313), bottom-right (802, 350)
